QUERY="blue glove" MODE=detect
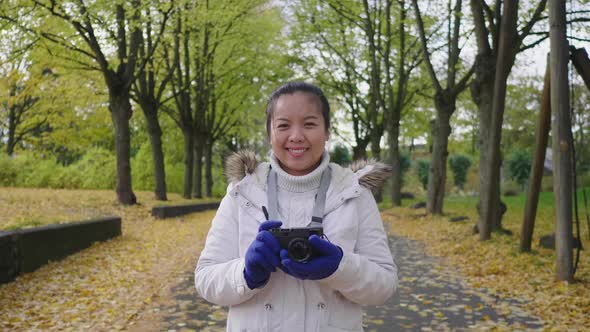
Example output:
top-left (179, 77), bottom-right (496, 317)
top-left (243, 221), bottom-right (282, 289)
top-left (280, 235), bottom-right (343, 280)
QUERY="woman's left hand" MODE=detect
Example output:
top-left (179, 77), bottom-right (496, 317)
top-left (280, 235), bottom-right (343, 280)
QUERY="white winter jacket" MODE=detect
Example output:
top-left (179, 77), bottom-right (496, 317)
top-left (195, 151), bottom-right (397, 332)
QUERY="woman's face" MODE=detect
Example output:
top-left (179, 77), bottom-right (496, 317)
top-left (270, 92), bottom-right (329, 176)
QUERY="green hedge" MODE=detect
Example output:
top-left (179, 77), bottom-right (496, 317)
top-left (0, 148), bottom-right (117, 190)
top-left (0, 146), bottom-right (225, 196)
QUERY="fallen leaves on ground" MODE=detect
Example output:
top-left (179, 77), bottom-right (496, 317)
top-left (383, 206), bottom-right (590, 331)
top-left (0, 187), bottom-right (214, 231)
top-left (0, 188), bottom-right (215, 331)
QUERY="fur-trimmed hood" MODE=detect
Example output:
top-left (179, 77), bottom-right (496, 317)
top-left (224, 150), bottom-right (392, 194)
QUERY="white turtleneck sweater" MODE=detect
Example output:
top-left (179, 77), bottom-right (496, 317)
top-left (269, 151), bottom-right (330, 229)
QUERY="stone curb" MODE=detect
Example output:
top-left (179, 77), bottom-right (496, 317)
top-left (0, 216), bottom-right (121, 284)
top-left (151, 202), bottom-right (220, 219)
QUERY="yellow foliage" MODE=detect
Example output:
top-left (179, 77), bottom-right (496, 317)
top-left (0, 188), bottom-right (215, 331)
top-left (385, 206), bottom-right (590, 331)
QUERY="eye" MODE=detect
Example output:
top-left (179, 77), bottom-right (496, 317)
top-left (305, 122), bottom-right (318, 128)
top-left (276, 123), bottom-right (289, 129)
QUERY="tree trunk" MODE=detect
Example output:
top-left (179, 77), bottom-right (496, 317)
top-left (109, 92), bottom-right (137, 205)
top-left (480, 0), bottom-right (518, 240)
top-left (362, 0), bottom-right (383, 163)
top-left (182, 128), bottom-right (194, 199)
top-left (427, 98), bottom-right (453, 215)
top-left (353, 144), bottom-right (368, 160)
top-left (475, 73), bottom-right (505, 239)
top-left (469, 0), bottom-right (547, 240)
top-left (193, 134), bottom-right (203, 198)
top-left (389, 119), bottom-right (402, 207)
top-left (205, 139), bottom-right (213, 197)
top-left (411, 0), bottom-right (471, 215)
top-left (370, 140), bottom-right (381, 160)
top-left (471, 53), bottom-right (496, 239)
top-left (142, 103), bottom-right (167, 201)
top-left (6, 107), bottom-right (16, 155)
top-left (571, 47), bottom-right (590, 91)
top-left (521, 57), bottom-right (551, 252)
top-left (385, 0), bottom-right (405, 208)
top-left (549, 0), bottom-right (573, 282)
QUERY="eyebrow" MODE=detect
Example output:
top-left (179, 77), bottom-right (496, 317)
top-left (274, 115), bottom-right (320, 122)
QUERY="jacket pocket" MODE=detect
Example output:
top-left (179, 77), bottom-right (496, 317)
top-left (327, 291), bottom-right (363, 331)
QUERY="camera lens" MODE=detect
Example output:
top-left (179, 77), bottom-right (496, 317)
top-left (288, 238), bottom-right (311, 262)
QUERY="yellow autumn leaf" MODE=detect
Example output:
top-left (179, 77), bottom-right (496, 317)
top-left (382, 203), bottom-right (590, 331)
top-left (0, 188), bottom-right (216, 331)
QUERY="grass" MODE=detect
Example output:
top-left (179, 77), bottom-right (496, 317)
top-left (0, 187), bottom-right (217, 231)
top-left (383, 189), bottom-right (590, 331)
top-left (3, 218), bottom-right (44, 231)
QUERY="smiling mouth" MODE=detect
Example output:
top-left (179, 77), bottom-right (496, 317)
top-left (288, 148), bottom-right (308, 153)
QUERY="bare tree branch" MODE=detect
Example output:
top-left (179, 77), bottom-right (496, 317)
top-left (411, 0), bottom-right (442, 92)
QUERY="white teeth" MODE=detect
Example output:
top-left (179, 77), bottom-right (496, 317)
top-left (289, 148), bottom-right (305, 153)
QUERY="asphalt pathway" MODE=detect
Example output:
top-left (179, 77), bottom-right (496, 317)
top-left (155, 235), bottom-right (544, 332)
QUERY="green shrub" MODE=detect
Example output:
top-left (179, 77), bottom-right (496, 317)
top-left (131, 142), bottom-right (155, 192)
top-left (0, 154), bottom-right (18, 186)
top-left (1, 143), bottom-right (227, 196)
top-left (399, 152), bottom-right (411, 185)
top-left (507, 150), bottom-right (531, 189)
top-left (449, 154), bottom-right (472, 190)
top-left (0, 152), bottom-right (76, 188)
top-left (130, 142), bottom-right (227, 197)
top-left (577, 172), bottom-right (590, 188)
top-left (416, 159), bottom-right (430, 190)
top-left (12, 152), bottom-right (39, 186)
top-left (22, 157), bottom-right (63, 188)
top-left (502, 180), bottom-right (522, 196)
top-left (53, 166), bottom-right (82, 189)
top-left (165, 162), bottom-right (185, 194)
top-left (68, 147), bottom-right (116, 189)
top-left (331, 143), bottom-right (352, 166)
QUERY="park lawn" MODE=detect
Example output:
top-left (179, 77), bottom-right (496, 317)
top-left (0, 187), bottom-right (217, 331)
top-left (0, 187), bottom-right (217, 231)
top-left (385, 191), bottom-right (590, 331)
top-left (2, 187), bottom-right (589, 330)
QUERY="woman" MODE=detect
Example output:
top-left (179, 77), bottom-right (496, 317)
top-left (195, 82), bottom-right (397, 331)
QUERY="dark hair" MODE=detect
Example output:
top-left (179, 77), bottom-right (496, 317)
top-left (265, 82), bottom-right (330, 137)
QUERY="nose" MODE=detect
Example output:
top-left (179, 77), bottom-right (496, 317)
top-left (288, 126), bottom-right (304, 142)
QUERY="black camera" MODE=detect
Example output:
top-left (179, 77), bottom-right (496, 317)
top-left (269, 227), bottom-right (323, 263)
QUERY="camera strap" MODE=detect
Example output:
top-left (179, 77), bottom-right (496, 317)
top-left (266, 166), bottom-right (332, 227)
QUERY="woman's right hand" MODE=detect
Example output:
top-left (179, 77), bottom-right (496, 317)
top-left (243, 220), bottom-right (282, 289)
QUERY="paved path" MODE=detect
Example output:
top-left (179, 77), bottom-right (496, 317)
top-left (155, 235), bottom-right (544, 331)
